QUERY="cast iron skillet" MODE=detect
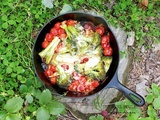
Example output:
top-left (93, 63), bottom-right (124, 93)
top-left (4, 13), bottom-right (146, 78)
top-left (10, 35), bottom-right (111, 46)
top-left (32, 12), bottom-right (145, 106)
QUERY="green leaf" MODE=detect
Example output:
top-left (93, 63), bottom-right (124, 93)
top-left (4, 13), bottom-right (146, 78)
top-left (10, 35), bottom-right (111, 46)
top-left (153, 96), bottom-right (160, 109)
top-left (2, 22), bottom-right (8, 29)
top-left (115, 101), bottom-right (126, 113)
top-left (5, 114), bottom-right (21, 120)
top-left (89, 115), bottom-right (97, 120)
top-left (36, 107), bottom-right (50, 120)
top-left (20, 85), bottom-right (28, 94)
top-left (96, 114), bottom-right (104, 120)
top-left (127, 113), bottom-right (139, 120)
top-left (152, 83), bottom-right (159, 97)
top-left (8, 20), bottom-right (16, 25)
top-left (47, 101), bottom-right (65, 115)
top-left (59, 4), bottom-right (72, 14)
top-left (147, 105), bottom-right (156, 118)
top-left (2, 15), bottom-right (8, 21)
top-left (4, 97), bottom-right (24, 113)
top-left (146, 94), bottom-right (154, 104)
top-left (0, 111), bottom-right (7, 119)
top-left (39, 89), bottom-right (52, 105)
top-left (26, 93), bottom-right (33, 103)
top-left (42, 0), bottom-right (53, 8)
top-left (6, 67), bottom-right (12, 74)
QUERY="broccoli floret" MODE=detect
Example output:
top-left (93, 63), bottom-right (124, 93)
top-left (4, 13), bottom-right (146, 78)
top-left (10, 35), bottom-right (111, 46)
top-left (39, 37), bottom-right (60, 64)
top-left (102, 56), bottom-right (112, 73)
top-left (68, 25), bottom-right (79, 37)
top-left (92, 32), bottom-right (101, 47)
top-left (85, 61), bottom-right (106, 81)
top-left (61, 22), bottom-right (80, 40)
top-left (56, 65), bottom-right (71, 86)
top-left (52, 61), bottom-right (71, 87)
top-left (74, 62), bottom-right (86, 74)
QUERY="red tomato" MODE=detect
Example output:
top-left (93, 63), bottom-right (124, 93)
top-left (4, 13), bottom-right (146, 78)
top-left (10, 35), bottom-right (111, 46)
top-left (44, 69), bottom-right (53, 77)
top-left (58, 33), bottom-right (67, 40)
top-left (49, 65), bottom-right (56, 72)
top-left (50, 76), bottom-right (57, 84)
top-left (45, 33), bottom-right (54, 41)
top-left (61, 64), bottom-right (69, 71)
top-left (91, 80), bottom-right (99, 87)
top-left (81, 57), bottom-right (89, 63)
top-left (54, 22), bottom-right (61, 30)
top-left (101, 35), bottom-right (110, 45)
top-left (79, 76), bottom-right (87, 84)
top-left (83, 23), bottom-right (92, 30)
top-left (101, 43), bottom-right (110, 49)
top-left (42, 41), bottom-right (49, 48)
top-left (95, 25), bottom-right (105, 36)
top-left (58, 28), bottom-right (65, 34)
top-left (66, 19), bottom-right (76, 26)
top-left (103, 47), bottom-right (113, 56)
top-left (50, 28), bottom-right (58, 36)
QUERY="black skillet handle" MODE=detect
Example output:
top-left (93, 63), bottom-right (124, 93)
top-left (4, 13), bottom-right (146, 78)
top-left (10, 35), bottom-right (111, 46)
top-left (106, 73), bottom-right (145, 106)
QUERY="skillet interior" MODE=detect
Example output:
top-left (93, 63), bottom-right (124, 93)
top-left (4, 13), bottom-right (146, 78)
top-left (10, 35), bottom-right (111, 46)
top-left (33, 12), bottom-right (119, 97)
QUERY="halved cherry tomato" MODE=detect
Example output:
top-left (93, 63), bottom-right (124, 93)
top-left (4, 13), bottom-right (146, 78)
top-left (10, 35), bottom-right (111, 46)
top-left (54, 22), bottom-right (62, 30)
top-left (44, 69), bottom-right (53, 77)
top-left (61, 64), bottom-right (69, 71)
top-left (42, 41), bottom-right (49, 48)
top-left (49, 64), bottom-right (56, 72)
top-left (50, 27), bottom-right (58, 36)
top-left (103, 47), bottom-right (113, 56)
top-left (81, 57), bottom-right (89, 63)
top-left (50, 76), bottom-right (57, 84)
top-left (58, 28), bottom-right (66, 34)
top-left (101, 35), bottom-right (110, 45)
top-left (45, 33), bottom-right (54, 41)
top-left (66, 20), bottom-right (76, 26)
top-left (95, 25), bottom-right (105, 36)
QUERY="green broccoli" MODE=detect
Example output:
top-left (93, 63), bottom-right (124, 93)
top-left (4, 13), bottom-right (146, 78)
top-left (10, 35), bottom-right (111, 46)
top-left (85, 61), bottom-right (106, 81)
top-left (74, 62), bottom-right (86, 74)
top-left (39, 37), bottom-right (60, 64)
top-left (92, 32), bottom-right (101, 47)
top-left (51, 61), bottom-right (71, 87)
top-left (102, 56), bottom-right (112, 73)
top-left (61, 22), bottom-right (80, 40)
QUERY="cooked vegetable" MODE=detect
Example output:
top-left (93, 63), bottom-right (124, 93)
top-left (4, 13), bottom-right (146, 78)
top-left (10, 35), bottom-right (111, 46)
top-left (102, 56), bottom-right (113, 72)
top-left (39, 36), bottom-right (60, 64)
top-left (39, 20), bottom-right (113, 93)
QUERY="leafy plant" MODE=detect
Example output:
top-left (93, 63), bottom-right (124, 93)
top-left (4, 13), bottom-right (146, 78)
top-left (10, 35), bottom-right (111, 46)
top-left (115, 83), bottom-right (160, 120)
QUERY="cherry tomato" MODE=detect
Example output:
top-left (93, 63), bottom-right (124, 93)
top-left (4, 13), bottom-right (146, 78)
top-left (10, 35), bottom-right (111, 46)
top-left (54, 22), bottom-right (62, 30)
top-left (91, 80), bottom-right (99, 87)
top-left (50, 76), bottom-right (57, 84)
top-left (45, 33), bottom-right (54, 41)
top-left (83, 23), bottom-right (92, 30)
top-left (81, 57), bottom-right (89, 63)
top-left (42, 41), bottom-right (49, 48)
top-left (44, 69), bottom-right (53, 77)
top-left (101, 43), bottom-right (110, 49)
top-left (101, 35), bottom-right (110, 45)
top-left (95, 25), bottom-right (105, 36)
top-left (50, 27), bottom-right (58, 36)
top-left (79, 76), bottom-right (87, 84)
top-left (58, 33), bottom-right (67, 40)
top-left (61, 64), bottom-right (69, 70)
top-left (103, 47), bottom-right (113, 56)
top-left (49, 65), bottom-right (56, 72)
top-left (66, 19), bottom-right (76, 26)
